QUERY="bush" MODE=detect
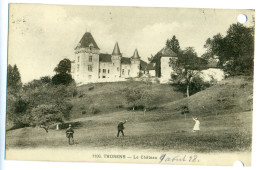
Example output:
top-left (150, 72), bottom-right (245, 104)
top-left (14, 98), bottom-right (28, 115)
top-left (89, 106), bottom-right (100, 114)
top-left (52, 73), bottom-right (73, 85)
top-left (172, 75), bottom-right (211, 96)
top-left (189, 76), bottom-right (211, 95)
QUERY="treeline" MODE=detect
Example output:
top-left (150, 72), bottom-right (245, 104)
top-left (7, 59), bottom-right (77, 128)
top-left (152, 22), bottom-right (254, 97)
top-left (202, 23), bottom-right (254, 76)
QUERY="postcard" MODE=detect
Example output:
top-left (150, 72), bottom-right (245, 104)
top-left (5, 3), bottom-right (255, 166)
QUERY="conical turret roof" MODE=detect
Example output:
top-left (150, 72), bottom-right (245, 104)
top-left (132, 49), bottom-right (140, 59)
top-left (112, 42), bottom-right (121, 55)
top-left (75, 32), bottom-right (99, 49)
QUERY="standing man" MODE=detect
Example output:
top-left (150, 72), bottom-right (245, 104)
top-left (117, 120), bottom-right (127, 137)
top-left (66, 124), bottom-right (74, 144)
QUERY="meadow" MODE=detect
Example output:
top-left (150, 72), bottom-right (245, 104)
top-left (5, 76), bottom-right (253, 153)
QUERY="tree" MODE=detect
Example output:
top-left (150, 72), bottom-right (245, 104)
top-left (203, 23), bottom-right (254, 76)
top-left (140, 91), bottom-right (152, 116)
top-left (7, 64), bottom-right (22, 93)
top-left (40, 76), bottom-right (52, 84)
top-left (52, 73), bottom-right (73, 85)
top-left (181, 105), bottom-right (189, 120)
top-left (125, 84), bottom-right (154, 114)
top-left (166, 35), bottom-right (181, 54)
top-left (125, 87), bottom-right (142, 110)
top-left (30, 105), bottom-right (64, 126)
top-left (170, 47), bottom-right (207, 97)
top-left (52, 58), bottom-right (73, 85)
top-left (54, 58), bottom-right (71, 74)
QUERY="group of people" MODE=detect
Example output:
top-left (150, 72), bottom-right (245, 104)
top-left (65, 118), bottom-right (200, 145)
top-left (65, 120), bottom-right (128, 145)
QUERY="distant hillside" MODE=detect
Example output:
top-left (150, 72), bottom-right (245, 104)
top-left (69, 81), bottom-right (184, 119)
top-left (161, 76), bottom-right (253, 116)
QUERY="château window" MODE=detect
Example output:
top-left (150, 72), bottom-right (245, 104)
top-left (117, 67), bottom-right (119, 71)
top-left (78, 56), bottom-right (80, 62)
top-left (122, 69), bottom-right (125, 75)
top-left (103, 69), bottom-right (106, 73)
top-left (128, 70), bottom-right (130, 75)
top-left (99, 69), bottom-right (101, 73)
top-left (77, 64), bottom-right (79, 72)
top-left (88, 65), bottom-right (92, 72)
top-left (108, 69), bottom-right (110, 74)
top-left (89, 56), bottom-right (92, 62)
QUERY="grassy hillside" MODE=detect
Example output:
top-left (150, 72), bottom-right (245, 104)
top-left (161, 76), bottom-right (253, 117)
top-left (69, 81), bottom-right (184, 119)
top-left (6, 76), bottom-right (253, 153)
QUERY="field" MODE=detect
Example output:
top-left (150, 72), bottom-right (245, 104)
top-left (5, 76), bottom-right (253, 153)
top-left (6, 110), bottom-right (252, 153)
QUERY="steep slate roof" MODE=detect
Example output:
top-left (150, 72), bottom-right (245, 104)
top-left (132, 49), bottom-right (140, 59)
top-left (146, 63), bottom-right (156, 70)
top-left (112, 42), bottom-right (121, 55)
top-left (160, 47), bottom-right (177, 57)
top-left (150, 47), bottom-right (177, 64)
top-left (76, 32), bottom-right (100, 49)
top-left (121, 57), bottom-right (131, 64)
top-left (99, 53), bottom-right (112, 62)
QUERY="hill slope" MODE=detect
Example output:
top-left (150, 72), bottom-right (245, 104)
top-left (161, 76), bottom-right (253, 117)
top-left (69, 81), bottom-right (184, 119)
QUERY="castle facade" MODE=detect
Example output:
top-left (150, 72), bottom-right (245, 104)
top-left (71, 32), bottom-right (147, 84)
top-left (71, 32), bottom-right (224, 85)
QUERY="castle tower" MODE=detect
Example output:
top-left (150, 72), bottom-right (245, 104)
top-left (111, 42), bottom-right (122, 79)
top-left (74, 32), bottom-right (100, 84)
top-left (160, 47), bottom-right (177, 84)
top-left (130, 49), bottom-right (141, 77)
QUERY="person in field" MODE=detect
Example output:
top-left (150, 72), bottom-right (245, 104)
top-left (66, 124), bottom-right (74, 144)
top-left (117, 120), bottom-right (127, 137)
top-left (192, 117), bottom-right (200, 132)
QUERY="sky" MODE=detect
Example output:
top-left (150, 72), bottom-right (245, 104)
top-left (8, 4), bottom-right (254, 83)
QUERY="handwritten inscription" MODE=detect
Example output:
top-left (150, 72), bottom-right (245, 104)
top-left (159, 154), bottom-right (200, 163)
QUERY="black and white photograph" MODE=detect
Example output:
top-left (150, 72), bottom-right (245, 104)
top-left (3, 3), bottom-right (255, 166)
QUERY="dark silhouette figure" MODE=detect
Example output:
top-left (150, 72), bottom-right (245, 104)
top-left (66, 124), bottom-right (74, 145)
top-left (117, 120), bottom-right (127, 137)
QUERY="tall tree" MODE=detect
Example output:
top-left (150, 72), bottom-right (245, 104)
top-left (170, 47), bottom-right (207, 97)
top-left (52, 58), bottom-right (73, 85)
top-left (166, 35), bottom-right (181, 54)
top-left (54, 58), bottom-right (71, 74)
top-left (7, 64), bottom-right (22, 93)
top-left (203, 23), bottom-right (254, 76)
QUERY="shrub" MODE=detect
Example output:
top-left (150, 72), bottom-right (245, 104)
top-left (89, 106), bottom-right (100, 114)
top-left (172, 75), bottom-right (211, 96)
